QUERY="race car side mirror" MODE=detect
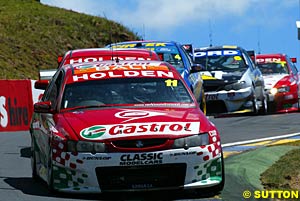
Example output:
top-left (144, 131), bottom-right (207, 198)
top-left (34, 101), bottom-right (53, 113)
top-left (190, 64), bottom-right (203, 73)
top-left (35, 80), bottom-right (49, 90)
top-left (291, 57), bottom-right (297, 63)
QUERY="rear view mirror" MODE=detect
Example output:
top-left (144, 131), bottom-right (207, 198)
top-left (291, 57), bottom-right (297, 63)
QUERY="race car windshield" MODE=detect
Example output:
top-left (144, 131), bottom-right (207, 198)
top-left (61, 78), bottom-right (194, 109)
top-left (257, 63), bottom-right (289, 75)
top-left (194, 52), bottom-right (247, 72)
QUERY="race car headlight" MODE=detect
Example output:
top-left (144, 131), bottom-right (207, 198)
top-left (270, 86), bottom-right (290, 95)
top-left (224, 81), bottom-right (248, 91)
top-left (67, 141), bottom-right (106, 153)
top-left (172, 133), bottom-right (209, 149)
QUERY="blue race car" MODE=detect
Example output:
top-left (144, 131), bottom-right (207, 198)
top-left (107, 41), bottom-right (206, 114)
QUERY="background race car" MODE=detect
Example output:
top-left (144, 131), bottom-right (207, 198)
top-left (39, 48), bottom-right (160, 80)
top-left (256, 53), bottom-right (300, 113)
top-left (31, 60), bottom-right (224, 195)
top-left (107, 40), bottom-right (207, 115)
top-left (193, 45), bottom-right (267, 116)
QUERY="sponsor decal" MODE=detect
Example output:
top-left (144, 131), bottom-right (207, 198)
top-left (120, 153), bottom-right (163, 166)
top-left (80, 126), bottom-right (106, 139)
top-left (68, 56), bottom-right (153, 65)
top-left (111, 43), bottom-right (168, 49)
top-left (74, 62), bottom-right (166, 72)
top-left (256, 58), bottom-right (283, 63)
top-left (80, 122), bottom-right (200, 140)
top-left (0, 96), bottom-right (8, 128)
top-left (0, 96), bottom-right (29, 128)
top-left (194, 50), bottom-right (241, 57)
top-left (115, 109), bottom-right (166, 122)
top-left (82, 156), bottom-right (111, 160)
top-left (72, 70), bottom-right (174, 82)
top-left (206, 94), bottom-right (218, 101)
top-left (201, 74), bottom-right (217, 80)
top-left (170, 151), bottom-right (196, 157)
top-left (109, 122), bottom-right (195, 135)
top-left (165, 79), bottom-right (178, 87)
top-left (135, 140), bottom-right (144, 148)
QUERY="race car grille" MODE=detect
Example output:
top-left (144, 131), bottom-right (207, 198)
top-left (111, 138), bottom-right (168, 149)
top-left (203, 80), bottom-right (227, 92)
top-left (96, 163), bottom-right (186, 191)
top-left (207, 100), bottom-right (227, 114)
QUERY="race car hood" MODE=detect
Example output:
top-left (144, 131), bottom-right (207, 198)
top-left (263, 74), bottom-right (288, 89)
top-left (62, 107), bottom-right (209, 141)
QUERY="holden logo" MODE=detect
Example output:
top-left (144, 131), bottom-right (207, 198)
top-left (135, 140), bottom-right (144, 148)
top-left (80, 126), bottom-right (106, 139)
top-left (115, 110), bottom-right (165, 122)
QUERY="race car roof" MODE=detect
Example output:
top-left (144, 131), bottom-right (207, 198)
top-left (107, 40), bottom-right (182, 48)
top-left (63, 48), bottom-right (159, 59)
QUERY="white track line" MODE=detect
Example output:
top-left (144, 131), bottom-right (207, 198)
top-left (222, 132), bottom-right (300, 148)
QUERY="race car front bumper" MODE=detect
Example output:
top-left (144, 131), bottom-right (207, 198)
top-left (205, 87), bottom-right (253, 113)
top-left (51, 143), bottom-right (223, 193)
top-left (265, 89), bottom-right (299, 113)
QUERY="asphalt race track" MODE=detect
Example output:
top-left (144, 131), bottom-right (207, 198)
top-left (1, 112), bottom-right (300, 201)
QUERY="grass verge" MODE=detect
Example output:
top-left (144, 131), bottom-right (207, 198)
top-left (260, 140), bottom-right (300, 191)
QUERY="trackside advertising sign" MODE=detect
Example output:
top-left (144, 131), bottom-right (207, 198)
top-left (0, 80), bottom-right (34, 131)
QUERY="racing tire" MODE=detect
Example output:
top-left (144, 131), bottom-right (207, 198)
top-left (31, 137), bottom-right (39, 180)
top-left (47, 147), bottom-right (56, 193)
top-left (251, 98), bottom-right (258, 115)
top-left (258, 94), bottom-right (268, 115)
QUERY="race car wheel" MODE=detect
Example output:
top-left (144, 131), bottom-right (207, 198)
top-left (258, 94), bottom-right (268, 115)
top-left (252, 98), bottom-right (258, 115)
top-left (194, 153), bottom-right (225, 197)
top-left (31, 137), bottom-right (38, 180)
top-left (47, 147), bottom-right (55, 193)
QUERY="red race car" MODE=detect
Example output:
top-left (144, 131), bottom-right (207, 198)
top-left (256, 53), bottom-right (300, 113)
top-left (39, 48), bottom-right (160, 80)
top-left (31, 60), bottom-right (224, 195)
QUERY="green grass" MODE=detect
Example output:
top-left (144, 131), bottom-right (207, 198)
top-left (260, 141), bottom-right (300, 191)
top-left (0, 0), bottom-right (140, 80)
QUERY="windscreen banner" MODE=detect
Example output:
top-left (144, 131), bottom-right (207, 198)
top-left (0, 80), bottom-right (34, 131)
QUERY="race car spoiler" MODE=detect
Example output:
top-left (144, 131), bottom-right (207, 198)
top-left (39, 69), bottom-right (57, 80)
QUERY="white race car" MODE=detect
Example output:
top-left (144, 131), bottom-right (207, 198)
top-left (194, 45), bottom-right (267, 115)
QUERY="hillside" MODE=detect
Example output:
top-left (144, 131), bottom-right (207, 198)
top-left (0, 0), bottom-right (140, 80)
